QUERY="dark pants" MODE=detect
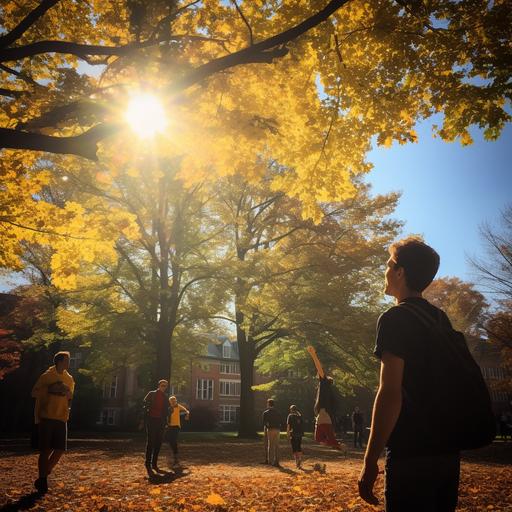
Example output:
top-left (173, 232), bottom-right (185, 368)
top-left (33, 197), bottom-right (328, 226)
top-left (290, 435), bottom-right (302, 453)
top-left (385, 452), bottom-right (460, 512)
top-left (39, 419), bottom-right (67, 451)
top-left (145, 418), bottom-right (164, 467)
top-left (168, 426), bottom-right (180, 455)
top-left (353, 427), bottom-right (364, 447)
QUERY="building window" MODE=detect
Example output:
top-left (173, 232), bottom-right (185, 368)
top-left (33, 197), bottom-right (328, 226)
top-left (97, 408), bottom-right (118, 426)
top-left (222, 342), bottom-right (233, 359)
top-left (219, 379), bottom-right (240, 397)
top-left (103, 376), bottom-right (118, 399)
top-left (220, 362), bottom-right (240, 375)
top-left (219, 405), bottom-right (239, 424)
top-left (69, 352), bottom-right (82, 371)
top-left (196, 379), bottom-right (214, 400)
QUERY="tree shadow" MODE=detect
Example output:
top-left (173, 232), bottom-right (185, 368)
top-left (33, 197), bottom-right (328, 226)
top-left (0, 491), bottom-right (44, 512)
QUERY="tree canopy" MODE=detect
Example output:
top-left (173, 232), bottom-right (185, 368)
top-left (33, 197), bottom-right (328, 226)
top-left (1, 0), bottom-right (511, 263)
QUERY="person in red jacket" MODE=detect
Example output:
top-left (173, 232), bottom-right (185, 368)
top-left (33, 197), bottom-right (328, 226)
top-left (143, 379), bottom-right (169, 473)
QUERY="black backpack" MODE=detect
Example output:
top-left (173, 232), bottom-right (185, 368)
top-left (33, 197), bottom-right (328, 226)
top-left (399, 301), bottom-right (496, 451)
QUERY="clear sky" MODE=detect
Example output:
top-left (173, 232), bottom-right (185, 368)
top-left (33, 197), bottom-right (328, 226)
top-left (365, 117), bottom-right (511, 285)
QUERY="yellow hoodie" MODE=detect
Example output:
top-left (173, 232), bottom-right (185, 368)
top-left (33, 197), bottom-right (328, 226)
top-left (32, 366), bottom-right (75, 423)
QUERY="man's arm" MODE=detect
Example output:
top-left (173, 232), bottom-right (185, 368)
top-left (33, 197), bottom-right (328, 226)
top-left (306, 345), bottom-right (325, 379)
top-left (179, 404), bottom-right (190, 420)
top-left (358, 351), bottom-right (404, 505)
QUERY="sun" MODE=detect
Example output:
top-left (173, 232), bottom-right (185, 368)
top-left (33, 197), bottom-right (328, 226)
top-left (124, 93), bottom-right (167, 138)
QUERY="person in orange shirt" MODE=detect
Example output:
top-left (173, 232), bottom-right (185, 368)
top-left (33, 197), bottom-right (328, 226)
top-left (167, 395), bottom-right (189, 467)
top-left (31, 351), bottom-right (75, 494)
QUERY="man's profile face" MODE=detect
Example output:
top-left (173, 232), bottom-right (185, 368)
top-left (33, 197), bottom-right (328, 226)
top-left (384, 256), bottom-right (401, 297)
top-left (159, 382), bottom-right (168, 392)
top-left (59, 356), bottom-right (70, 371)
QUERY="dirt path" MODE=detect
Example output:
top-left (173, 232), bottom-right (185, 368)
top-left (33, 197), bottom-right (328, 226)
top-left (1, 438), bottom-right (511, 511)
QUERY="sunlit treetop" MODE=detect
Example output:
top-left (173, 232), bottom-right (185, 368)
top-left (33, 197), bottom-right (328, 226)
top-left (0, 0), bottom-right (511, 277)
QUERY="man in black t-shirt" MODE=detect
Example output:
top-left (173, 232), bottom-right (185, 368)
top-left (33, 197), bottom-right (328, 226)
top-left (358, 237), bottom-right (461, 512)
top-left (286, 405), bottom-right (304, 468)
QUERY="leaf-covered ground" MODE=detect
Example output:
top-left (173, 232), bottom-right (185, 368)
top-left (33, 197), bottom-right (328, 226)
top-left (1, 436), bottom-right (511, 511)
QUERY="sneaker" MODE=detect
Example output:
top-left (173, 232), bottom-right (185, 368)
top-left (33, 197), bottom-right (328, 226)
top-left (34, 477), bottom-right (48, 494)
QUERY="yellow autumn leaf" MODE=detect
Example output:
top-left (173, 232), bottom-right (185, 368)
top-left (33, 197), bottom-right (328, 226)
top-left (150, 487), bottom-right (161, 495)
top-left (205, 493), bottom-right (226, 505)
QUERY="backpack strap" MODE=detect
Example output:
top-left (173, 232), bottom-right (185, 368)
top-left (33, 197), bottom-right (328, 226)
top-left (397, 301), bottom-right (442, 329)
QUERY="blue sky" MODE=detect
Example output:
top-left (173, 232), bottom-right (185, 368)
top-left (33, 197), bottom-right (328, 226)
top-left (366, 118), bottom-right (511, 284)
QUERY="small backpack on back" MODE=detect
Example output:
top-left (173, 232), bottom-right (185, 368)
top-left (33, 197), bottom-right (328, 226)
top-left (399, 301), bottom-right (496, 451)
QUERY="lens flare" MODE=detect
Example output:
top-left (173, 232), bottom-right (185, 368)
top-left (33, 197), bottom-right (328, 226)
top-left (124, 93), bottom-right (167, 138)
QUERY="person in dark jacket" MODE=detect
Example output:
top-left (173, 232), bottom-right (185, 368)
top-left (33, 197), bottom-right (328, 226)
top-left (287, 405), bottom-right (304, 468)
top-left (262, 399), bottom-right (282, 466)
top-left (143, 379), bottom-right (169, 473)
top-left (352, 406), bottom-right (364, 448)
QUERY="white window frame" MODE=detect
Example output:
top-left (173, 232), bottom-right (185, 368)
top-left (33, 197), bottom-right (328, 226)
top-left (219, 379), bottom-right (240, 397)
top-left (97, 408), bottom-right (118, 426)
top-left (69, 352), bottom-right (82, 370)
top-left (219, 404), bottom-right (239, 423)
top-left (222, 343), bottom-right (231, 359)
top-left (103, 376), bottom-right (118, 399)
top-left (220, 362), bottom-right (240, 375)
top-left (196, 378), bottom-right (214, 400)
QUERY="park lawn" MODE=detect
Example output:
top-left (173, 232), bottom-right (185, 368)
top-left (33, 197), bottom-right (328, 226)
top-left (0, 437), bottom-right (510, 512)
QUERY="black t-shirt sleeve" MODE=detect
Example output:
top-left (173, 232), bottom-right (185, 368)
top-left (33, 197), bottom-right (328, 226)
top-left (374, 308), bottom-right (411, 360)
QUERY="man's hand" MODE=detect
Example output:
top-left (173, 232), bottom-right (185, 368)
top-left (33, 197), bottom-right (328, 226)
top-left (185, 414), bottom-right (190, 421)
top-left (48, 382), bottom-right (69, 396)
top-left (358, 460), bottom-right (380, 505)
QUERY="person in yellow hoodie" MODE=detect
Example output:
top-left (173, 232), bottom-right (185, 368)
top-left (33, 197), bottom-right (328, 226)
top-left (31, 351), bottom-right (75, 494)
top-left (167, 395), bottom-right (189, 467)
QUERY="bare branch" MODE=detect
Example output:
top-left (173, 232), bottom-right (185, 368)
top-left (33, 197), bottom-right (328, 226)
top-left (231, 0), bottom-right (254, 45)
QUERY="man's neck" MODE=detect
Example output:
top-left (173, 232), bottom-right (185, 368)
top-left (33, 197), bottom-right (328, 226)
top-left (56, 366), bottom-right (64, 374)
top-left (394, 290), bottom-right (423, 303)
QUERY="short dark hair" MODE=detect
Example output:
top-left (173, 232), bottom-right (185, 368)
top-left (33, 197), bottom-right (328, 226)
top-left (389, 237), bottom-right (440, 292)
top-left (267, 399), bottom-right (274, 407)
top-left (53, 351), bottom-right (70, 365)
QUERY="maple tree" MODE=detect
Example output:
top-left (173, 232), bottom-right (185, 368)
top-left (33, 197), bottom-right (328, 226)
top-left (423, 276), bottom-right (488, 339)
top-left (1, 0), bottom-right (511, 276)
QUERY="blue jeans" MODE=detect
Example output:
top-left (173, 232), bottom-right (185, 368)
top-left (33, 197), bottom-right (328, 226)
top-left (385, 452), bottom-right (460, 512)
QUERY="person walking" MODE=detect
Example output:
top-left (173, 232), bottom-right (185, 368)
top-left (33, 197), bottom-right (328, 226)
top-left (287, 405), bottom-right (304, 468)
top-left (31, 351), bottom-right (75, 494)
top-left (263, 399), bottom-right (282, 467)
top-left (167, 395), bottom-right (189, 467)
top-left (143, 379), bottom-right (169, 473)
top-left (352, 406), bottom-right (364, 449)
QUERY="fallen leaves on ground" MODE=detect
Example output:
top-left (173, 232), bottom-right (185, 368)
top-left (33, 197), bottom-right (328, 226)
top-left (0, 438), bottom-right (511, 511)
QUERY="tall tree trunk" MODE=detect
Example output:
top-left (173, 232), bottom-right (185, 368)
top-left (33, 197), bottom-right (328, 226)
top-left (236, 296), bottom-right (258, 437)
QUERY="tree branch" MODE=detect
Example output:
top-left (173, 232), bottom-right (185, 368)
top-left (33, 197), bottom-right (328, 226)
top-left (231, 0), bottom-right (254, 45)
top-left (0, 123), bottom-right (121, 159)
top-left (0, 0), bottom-right (61, 49)
top-left (0, 0), bottom-right (350, 158)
